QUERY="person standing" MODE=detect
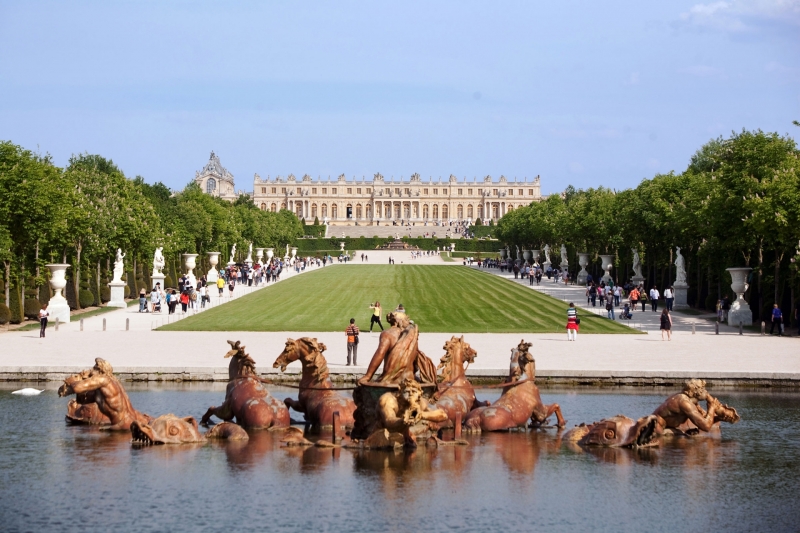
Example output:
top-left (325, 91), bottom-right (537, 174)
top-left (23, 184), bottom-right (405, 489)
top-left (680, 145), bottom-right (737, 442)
top-left (638, 285), bottom-right (647, 312)
top-left (650, 286), bottom-right (660, 312)
top-left (613, 285), bottom-right (621, 307)
top-left (216, 276), bottom-right (225, 296)
top-left (606, 299), bottom-right (615, 320)
top-left (199, 284), bottom-right (207, 308)
top-left (38, 303), bottom-right (49, 338)
top-left (660, 308), bottom-right (673, 341)
top-left (566, 302), bottom-right (579, 341)
top-left (179, 291), bottom-right (189, 313)
top-left (346, 318), bottom-right (360, 366)
top-left (139, 287), bottom-right (147, 313)
top-left (769, 304), bottom-right (783, 336)
top-left (629, 286), bottom-right (639, 312)
top-left (369, 302), bottom-right (384, 332)
top-left (664, 286), bottom-right (674, 311)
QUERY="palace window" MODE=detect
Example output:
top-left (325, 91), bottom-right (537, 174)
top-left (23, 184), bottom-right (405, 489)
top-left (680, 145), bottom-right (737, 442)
top-left (518, 189), bottom-right (523, 196)
top-left (311, 204), bottom-right (317, 217)
top-left (405, 188), bottom-right (410, 195)
top-left (528, 189), bottom-right (534, 195)
top-left (458, 189), bottom-right (463, 195)
top-left (261, 187), bottom-right (266, 193)
top-left (281, 187), bottom-right (287, 193)
top-left (321, 204), bottom-right (327, 218)
top-left (395, 188), bottom-right (400, 195)
top-left (493, 189), bottom-right (498, 195)
top-left (467, 205), bottom-right (473, 218)
top-left (468, 189), bottom-right (472, 195)
top-left (260, 203), bottom-right (266, 210)
top-left (322, 188), bottom-right (327, 194)
top-left (433, 189), bottom-right (438, 195)
top-left (297, 187), bottom-right (302, 194)
top-left (206, 178), bottom-right (216, 194)
top-left (312, 188), bottom-right (317, 194)
top-left (366, 188), bottom-right (372, 193)
top-left (271, 187), bottom-right (277, 193)
top-left (424, 188), bottom-right (429, 195)
top-left (347, 188), bottom-right (352, 194)
top-left (478, 188), bottom-right (483, 195)
top-left (332, 188), bottom-right (337, 194)
top-left (357, 188), bottom-right (361, 194)
top-left (271, 203), bottom-right (277, 212)
top-left (508, 189), bottom-right (513, 195)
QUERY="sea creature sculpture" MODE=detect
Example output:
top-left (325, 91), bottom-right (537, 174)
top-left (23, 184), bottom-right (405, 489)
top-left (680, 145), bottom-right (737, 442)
top-left (563, 415), bottom-right (659, 448)
top-left (374, 378), bottom-right (448, 447)
top-left (652, 379), bottom-right (740, 436)
top-left (131, 414), bottom-right (248, 445)
top-left (272, 337), bottom-right (356, 430)
top-left (57, 358), bottom-right (151, 430)
top-left (201, 340), bottom-right (290, 430)
top-left (431, 336), bottom-right (488, 426)
top-left (464, 340), bottom-right (566, 432)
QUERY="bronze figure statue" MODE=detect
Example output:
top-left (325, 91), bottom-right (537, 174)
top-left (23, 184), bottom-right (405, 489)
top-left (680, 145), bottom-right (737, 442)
top-left (464, 340), bottom-right (566, 432)
top-left (430, 336), bottom-right (488, 426)
top-left (375, 378), bottom-right (448, 447)
top-left (272, 337), bottom-right (356, 430)
top-left (131, 414), bottom-right (248, 445)
top-left (201, 340), bottom-right (290, 430)
top-left (58, 358), bottom-right (151, 431)
top-left (564, 415), bottom-right (660, 448)
top-left (652, 379), bottom-right (740, 435)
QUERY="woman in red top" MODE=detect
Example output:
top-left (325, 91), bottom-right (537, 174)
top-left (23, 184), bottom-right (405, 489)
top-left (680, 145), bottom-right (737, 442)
top-left (566, 302), bottom-right (579, 341)
top-left (180, 291), bottom-right (190, 313)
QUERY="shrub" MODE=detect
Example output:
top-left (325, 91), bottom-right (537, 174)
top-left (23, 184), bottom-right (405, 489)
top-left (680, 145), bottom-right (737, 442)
top-left (101, 287), bottom-right (111, 303)
top-left (475, 218), bottom-right (482, 226)
top-left (164, 275), bottom-right (175, 288)
top-left (79, 290), bottom-right (96, 308)
top-left (10, 285), bottom-right (22, 323)
top-left (24, 298), bottom-right (42, 319)
top-left (0, 303), bottom-right (11, 324)
top-left (136, 281), bottom-right (148, 295)
top-left (313, 216), bottom-right (320, 225)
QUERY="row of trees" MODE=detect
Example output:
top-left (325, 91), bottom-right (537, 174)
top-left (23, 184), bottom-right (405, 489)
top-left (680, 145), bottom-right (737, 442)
top-left (0, 141), bottom-right (303, 322)
top-left (496, 129), bottom-right (800, 321)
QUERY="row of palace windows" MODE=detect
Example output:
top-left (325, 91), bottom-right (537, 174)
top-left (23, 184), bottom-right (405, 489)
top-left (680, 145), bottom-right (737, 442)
top-left (257, 203), bottom-right (514, 219)
top-left (257, 186), bottom-right (536, 196)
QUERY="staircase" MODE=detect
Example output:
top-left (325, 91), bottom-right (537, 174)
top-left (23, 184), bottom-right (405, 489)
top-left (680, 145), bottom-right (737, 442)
top-left (325, 224), bottom-right (463, 239)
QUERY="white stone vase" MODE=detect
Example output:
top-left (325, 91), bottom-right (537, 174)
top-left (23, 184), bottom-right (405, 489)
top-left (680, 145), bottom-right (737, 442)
top-left (183, 253), bottom-right (199, 286)
top-left (499, 248), bottom-right (507, 259)
top-left (577, 253), bottom-right (590, 285)
top-left (291, 247), bottom-right (298, 258)
top-left (256, 248), bottom-right (265, 266)
top-left (531, 250), bottom-right (540, 267)
top-left (45, 264), bottom-right (71, 323)
top-left (599, 254), bottom-right (614, 283)
top-left (522, 249), bottom-right (531, 263)
top-left (726, 267), bottom-right (753, 325)
top-left (266, 248), bottom-right (274, 262)
top-left (206, 252), bottom-right (221, 283)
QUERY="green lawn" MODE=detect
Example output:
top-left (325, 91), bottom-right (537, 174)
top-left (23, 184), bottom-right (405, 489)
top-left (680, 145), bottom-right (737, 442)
top-left (159, 265), bottom-right (636, 334)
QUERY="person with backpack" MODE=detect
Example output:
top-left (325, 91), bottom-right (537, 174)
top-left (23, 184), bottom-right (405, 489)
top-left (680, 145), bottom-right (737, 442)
top-left (588, 283), bottom-right (597, 307)
top-left (346, 318), bottom-right (360, 365)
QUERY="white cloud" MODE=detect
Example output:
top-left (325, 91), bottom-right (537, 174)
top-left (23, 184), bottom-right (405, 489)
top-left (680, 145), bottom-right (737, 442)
top-left (676, 0), bottom-right (800, 32)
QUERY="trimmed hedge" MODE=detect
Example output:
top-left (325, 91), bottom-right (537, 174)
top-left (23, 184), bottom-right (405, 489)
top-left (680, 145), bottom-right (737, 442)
top-left (302, 224), bottom-right (327, 238)
top-left (294, 236), bottom-right (500, 253)
top-left (10, 285), bottom-right (22, 324)
top-left (24, 298), bottom-right (42, 319)
top-left (79, 290), bottom-right (95, 308)
top-left (0, 303), bottom-right (10, 324)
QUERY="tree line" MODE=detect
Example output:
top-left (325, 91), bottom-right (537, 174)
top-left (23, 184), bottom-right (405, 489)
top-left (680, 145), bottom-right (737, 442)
top-left (0, 141), bottom-right (303, 322)
top-left (496, 129), bottom-right (800, 322)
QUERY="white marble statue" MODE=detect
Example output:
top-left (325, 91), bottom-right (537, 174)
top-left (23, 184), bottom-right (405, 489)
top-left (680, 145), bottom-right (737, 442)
top-left (560, 244), bottom-right (569, 266)
top-left (543, 244), bottom-right (551, 264)
top-left (632, 248), bottom-right (643, 279)
top-left (675, 247), bottom-right (687, 284)
top-left (245, 242), bottom-right (253, 264)
top-left (152, 247), bottom-right (164, 276)
top-left (229, 243), bottom-right (237, 264)
top-left (112, 248), bottom-right (126, 283)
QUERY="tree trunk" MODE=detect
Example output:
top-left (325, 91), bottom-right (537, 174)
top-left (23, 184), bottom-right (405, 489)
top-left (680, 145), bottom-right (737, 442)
top-left (3, 260), bottom-right (9, 307)
top-left (96, 260), bottom-right (101, 303)
top-left (35, 240), bottom-right (40, 279)
top-left (20, 262), bottom-right (25, 317)
top-left (757, 241), bottom-right (763, 321)
top-left (74, 243), bottom-right (82, 310)
top-left (774, 250), bottom-right (782, 306)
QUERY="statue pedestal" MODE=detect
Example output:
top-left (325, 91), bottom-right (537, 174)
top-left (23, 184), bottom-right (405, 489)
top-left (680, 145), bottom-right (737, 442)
top-left (151, 273), bottom-right (165, 291)
top-left (207, 268), bottom-right (218, 283)
top-left (673, 282), bottom-right (689, 309)
top-left (728, 298), bottom-right (753, 326)
top-left (48, 295), bottom-right (71, 324)
top-left (631, 275), bottom-right (645, 286)
top-left (107, 281), bottom-right (127, 308)
top-left (543, 261), bottom-right (552, 273)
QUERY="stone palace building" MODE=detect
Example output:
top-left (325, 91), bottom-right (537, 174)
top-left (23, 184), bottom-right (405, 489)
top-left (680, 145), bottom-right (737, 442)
top-left (193, 152), bottom-right (544, 224)
top-left (252, 172), bottom-right (542, 225)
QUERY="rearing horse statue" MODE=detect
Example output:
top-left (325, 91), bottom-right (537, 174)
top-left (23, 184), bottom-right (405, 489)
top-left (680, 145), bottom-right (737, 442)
top-left (464, 340), bottom-right (566, 432)
top-left (431, 336), bottom-right (488, 426)
top-left (201, 340), bottom-right (290, 429)
top-left (273, 337), bottom-right (356, 430)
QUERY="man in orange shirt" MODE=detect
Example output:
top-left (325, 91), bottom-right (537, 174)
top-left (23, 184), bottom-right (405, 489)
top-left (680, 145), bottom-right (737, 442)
top-left (346, 318), bottom-right (360, 366)
top-left (629, 287), bottom-right (640, 312)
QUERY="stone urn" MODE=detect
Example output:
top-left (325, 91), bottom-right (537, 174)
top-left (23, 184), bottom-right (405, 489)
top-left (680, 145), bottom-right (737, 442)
top-left (577, 253), bottom-right (590, 285)
top-left (523, 249), bottom-right (531, 264)
top-left (256, 248), bottom-right (265, 266)
top-left (206, 252), bottom-right (221, 283)
top-left (340, 242), bottom-right (346, 252)
top-left (266, 248), bottom-right (274, 262)
top-left (726, 267), bottom-right (753, 325)
top-left (291, 247), bottom-right (298, 259)
top-left (45, 263), bottom-right (71, 323)
top-left (531, 250), bottom-right (540, 267)
top-left (599, 254), bottom-right (614, 283)
top-left (499, 248), bottom-right (507, 259)
top-left (183, 253), bottom-right (199, 286)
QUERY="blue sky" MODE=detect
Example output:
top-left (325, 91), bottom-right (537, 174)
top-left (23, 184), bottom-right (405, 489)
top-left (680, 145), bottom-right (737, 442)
top-left (1, 1), bottom-right (798, 194)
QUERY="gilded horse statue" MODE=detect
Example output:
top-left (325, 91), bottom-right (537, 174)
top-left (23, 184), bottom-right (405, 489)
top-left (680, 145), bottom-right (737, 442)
top-left (431, 336), bottom-right (488, 426)
top-left (201, 341), bottom-right (290, 429)
top-left (272, 337), bottom-right (356, 430)
top-left (464, 340), bottom-right (566, 432)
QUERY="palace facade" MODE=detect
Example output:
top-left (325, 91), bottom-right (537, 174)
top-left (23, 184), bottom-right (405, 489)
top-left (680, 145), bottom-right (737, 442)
top-left (194, 151), bottom-right (237, 201)
top-left (251, 173), bottom-right (542, 224)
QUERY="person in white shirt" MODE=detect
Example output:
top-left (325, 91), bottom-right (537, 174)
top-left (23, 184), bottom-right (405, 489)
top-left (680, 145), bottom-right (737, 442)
top-left (649, 286), bottom-right (660, 312)
top-left (613, 286), bottom-right (621, 307)
top-left (664, 286), bottom-right (674, 311)
top-left (38, 303), bottom-right (49, 338)
top-left (199, 284), bottom-right (208, 308)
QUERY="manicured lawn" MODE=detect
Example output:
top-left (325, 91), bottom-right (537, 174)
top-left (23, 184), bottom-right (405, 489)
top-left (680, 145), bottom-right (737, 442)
top-left (159, 265), bottom-right (636, 334)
